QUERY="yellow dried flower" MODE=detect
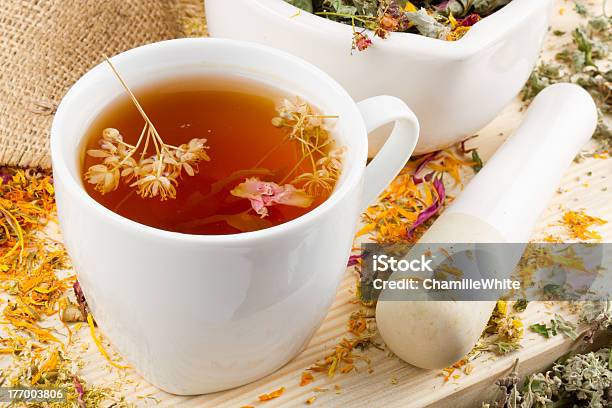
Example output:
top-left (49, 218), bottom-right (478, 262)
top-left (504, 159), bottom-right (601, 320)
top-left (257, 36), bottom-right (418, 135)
top-left (85, 163), bottom-right (120, 194)
top-left (85, 57), bottom-right (211, 201)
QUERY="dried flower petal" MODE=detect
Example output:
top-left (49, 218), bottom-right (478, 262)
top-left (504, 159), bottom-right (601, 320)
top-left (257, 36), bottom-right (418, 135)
top-left (559, 210), bottom-right (607, 241)
top-left (459, 13), bottom-right (481, 26)
top-left (347, 254), bottom-right (362, 267)
top-left (300, 371), bottom-right (314, 386)
top-left (73, 281), bottom-right (89, 318)
top-left (85, 164), bottom-right (120, 194)
top-left (85, 58), bottom-right (213, 201)
top-left (60, 300), bottom-right (86, 323)
top-left (131, 173), bottom-right (177, 201)
top-left (73, 376), bottom-right (86, 408)
top-left (258, 386), bottom-right (285, 401)
top-left (231, 178), bottom-right (313, 217)
top-left (102, 127), bottom-right (121, 142)
top-left (353, 32), bottom-right (373, 51)
top-left (407, 176), bottom-right (446, 237)
top-left (86, 149), bottom-right (112, 159)
top-left (376, 13), bottom-right (398, 38)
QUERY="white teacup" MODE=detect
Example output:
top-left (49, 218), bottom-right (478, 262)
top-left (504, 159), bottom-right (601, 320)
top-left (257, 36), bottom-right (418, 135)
top-left (51, 38), bottom-right (419, 395)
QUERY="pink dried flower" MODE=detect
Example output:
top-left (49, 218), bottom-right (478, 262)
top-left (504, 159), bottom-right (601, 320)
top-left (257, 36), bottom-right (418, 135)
top-left (353, 32), bottom-right (373, 51)
top-left (412, 171), bottom-right (434, 185)
top-left (459, 14), bottom-right (481, 27)
top-left (407, 176), bottom-right (446, 238)
top-left (347, 254), bottom-right (362, 267)
top-left (73, 281), bottom-right (90, 319)
top-left (414, 151), bottom-right (441, 176)
top-left (73, 376), bottom-right (86, 408)
top-left (231, 178), bottom-right (314, 217)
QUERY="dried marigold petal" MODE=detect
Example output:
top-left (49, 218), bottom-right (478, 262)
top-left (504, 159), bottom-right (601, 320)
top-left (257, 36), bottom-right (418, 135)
top-left (87, 313), bottom-right (129, 369)
top-left (300, 371), bottom-right (314, 386)
top-left (560, 210), bottom-right (607, 241)
top-left (258, 386), bottom-right (285, 401)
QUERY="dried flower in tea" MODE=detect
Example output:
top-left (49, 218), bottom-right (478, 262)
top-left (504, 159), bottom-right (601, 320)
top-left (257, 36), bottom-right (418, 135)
top-left (85, 58), bottom-right (210, 200)
top-left (230, 178), bottom-right (314, 217)
top-left (83, 78), bottom-right (341, 234)
top-left (229, 97), bottom-right (342, 218)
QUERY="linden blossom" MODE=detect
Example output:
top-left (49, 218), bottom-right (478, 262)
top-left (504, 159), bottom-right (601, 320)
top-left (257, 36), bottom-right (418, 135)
top-left (423, 278), bottom-right (521, 291)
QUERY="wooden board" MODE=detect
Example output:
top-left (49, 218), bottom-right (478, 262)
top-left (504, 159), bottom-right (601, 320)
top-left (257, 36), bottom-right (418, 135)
top-left (5, 1), bottom-right (611, 407)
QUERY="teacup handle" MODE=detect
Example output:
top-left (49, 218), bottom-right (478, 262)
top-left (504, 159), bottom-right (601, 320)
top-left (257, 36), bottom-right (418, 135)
top-left (357, 96), bottom-right (420, 212)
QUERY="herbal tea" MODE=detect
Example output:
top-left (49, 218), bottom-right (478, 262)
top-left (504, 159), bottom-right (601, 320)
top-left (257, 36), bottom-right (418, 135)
top-left (82, 65), bottom-right (342, 235)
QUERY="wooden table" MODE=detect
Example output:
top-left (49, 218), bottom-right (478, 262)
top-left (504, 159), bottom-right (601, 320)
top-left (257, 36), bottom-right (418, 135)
top-left (43, 1), bottom-right (612, 406)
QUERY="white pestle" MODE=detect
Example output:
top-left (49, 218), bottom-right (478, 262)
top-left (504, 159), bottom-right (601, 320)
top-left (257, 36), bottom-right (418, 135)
top-left (375, 83), bottom-right (598, 369)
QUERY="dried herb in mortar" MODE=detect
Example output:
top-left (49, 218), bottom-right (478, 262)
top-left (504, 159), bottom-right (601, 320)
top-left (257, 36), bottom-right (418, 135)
top-left (285, 0), bottom-right (513, 51)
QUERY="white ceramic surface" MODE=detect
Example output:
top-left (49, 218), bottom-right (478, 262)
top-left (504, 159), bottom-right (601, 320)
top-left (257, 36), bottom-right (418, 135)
top-left (205, 0), bottom-right (554, 155)
top-left (50, 38), bottom-right (419, 394)
top-left (376, 83), bottom-right (598, 369)
top-left (445, 83), bottom-right (598, 242)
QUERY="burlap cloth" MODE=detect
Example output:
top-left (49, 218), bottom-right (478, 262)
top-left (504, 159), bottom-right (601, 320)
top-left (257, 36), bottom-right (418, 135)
top-left (0, 0), bottom-right (206, 169)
